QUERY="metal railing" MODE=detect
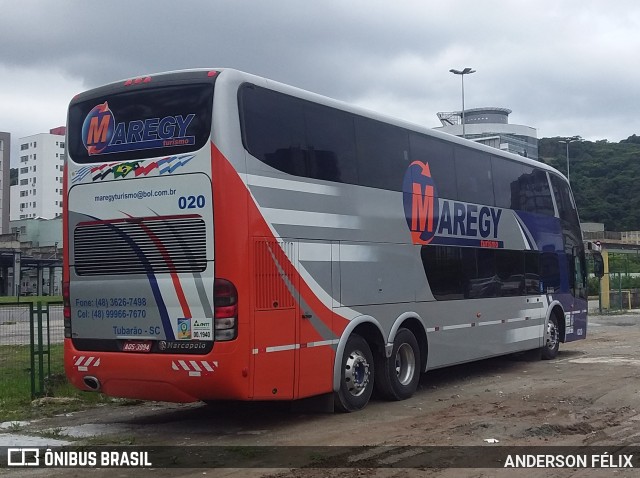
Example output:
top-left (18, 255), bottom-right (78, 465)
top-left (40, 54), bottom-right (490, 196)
top-left (0, 301), bottom-right (64, 401)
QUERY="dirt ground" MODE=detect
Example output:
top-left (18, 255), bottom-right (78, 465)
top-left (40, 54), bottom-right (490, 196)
top-left (4, 312), bottom-right (640, 477)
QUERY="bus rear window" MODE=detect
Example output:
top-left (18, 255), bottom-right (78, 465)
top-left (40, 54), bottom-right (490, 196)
top-left (67, 84), bottom-right (213, 164)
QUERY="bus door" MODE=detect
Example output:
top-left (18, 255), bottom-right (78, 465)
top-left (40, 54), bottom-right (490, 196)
top-left (569, 245), bottom-right (588, 337)
top-left (251, 239), bottom-right (298, 399)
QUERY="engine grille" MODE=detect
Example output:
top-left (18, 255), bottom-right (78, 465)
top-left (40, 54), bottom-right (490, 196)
top-left (74, 216), bottom-right (208, 276)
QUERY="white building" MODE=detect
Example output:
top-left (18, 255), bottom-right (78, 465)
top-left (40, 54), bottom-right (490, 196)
top-left (0, 132), bottom-right (10, 234)
top-left (434, 107), bottom-right (538, 160)
top-left (13, 127), bottom-right (66, 220)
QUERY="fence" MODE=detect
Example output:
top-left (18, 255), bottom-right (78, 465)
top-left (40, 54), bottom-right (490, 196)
top-left (609, 289), bottom-right (640, 311)
top-left (0, 301), bottom-right (64, 403)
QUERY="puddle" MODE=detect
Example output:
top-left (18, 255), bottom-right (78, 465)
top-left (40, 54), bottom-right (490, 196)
top-left (0, 433), bottom-right (72, 446)
top-left (0, 421), bottom-right (31, 430)
top-left (53, 423), bottom-right (136, 438)
top-left (0, 422), bottom-right (138, 447)
top-left (570, 357), bottom-right (640, 365)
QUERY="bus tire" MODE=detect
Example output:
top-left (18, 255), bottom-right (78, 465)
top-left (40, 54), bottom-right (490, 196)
top-left (334, 334), bottom-right (374, 412)
top-left (541, 314), bottom-right (560, 360)
top-left (375, 328), bottom-right (421, 401)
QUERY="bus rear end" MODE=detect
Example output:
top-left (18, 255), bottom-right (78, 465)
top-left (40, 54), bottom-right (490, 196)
top-left (64, 70), bottom-right (245, 402)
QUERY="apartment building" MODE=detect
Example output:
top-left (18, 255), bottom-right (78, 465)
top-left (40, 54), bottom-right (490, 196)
top-left (13, 127), bottom-right (65, 220)
top-left (0, 132), bottom-right (9, 233)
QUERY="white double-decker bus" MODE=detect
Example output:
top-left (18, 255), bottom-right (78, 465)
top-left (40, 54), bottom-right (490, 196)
top-left (64, 69), bottom-right (588, 411)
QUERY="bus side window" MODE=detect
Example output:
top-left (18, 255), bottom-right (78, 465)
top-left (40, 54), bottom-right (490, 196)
top-left (550, 174), bottom-right (580, 226)
top-left (409, 133), bottom-right (457, 200)
top-left (455, 146), bottom-right (495, 206)
top-left (304, 102), bottom-right (358, 183)
top-left (573, 252), bottom-right (587, 299)
top-left (241, 86), bottom-right (307, 175)
top-left (355, 117), bottom-right (409, 191)
top-left (420, 245), bottom-right (465, 300)
top-left (524, 251), bottom-right (541, 294)
top-left (491, 157), bottom-right (530, 210)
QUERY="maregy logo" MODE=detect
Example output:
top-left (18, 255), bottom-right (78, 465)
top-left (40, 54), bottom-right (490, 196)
top-left (82, 102), bottom-right (195, 155)
top-left (402, 161), bottom-right (503, 247)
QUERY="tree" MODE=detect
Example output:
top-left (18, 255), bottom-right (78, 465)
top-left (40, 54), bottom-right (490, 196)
top-left (539, 137), bottom-right (640, 231)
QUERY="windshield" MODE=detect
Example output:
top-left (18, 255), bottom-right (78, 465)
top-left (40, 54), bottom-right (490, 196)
top-left (67, 83), bottom-right (214, 164)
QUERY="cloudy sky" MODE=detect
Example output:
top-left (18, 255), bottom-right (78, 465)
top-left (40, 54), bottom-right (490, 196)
top-left (2, 0), bottom-right (640, 164)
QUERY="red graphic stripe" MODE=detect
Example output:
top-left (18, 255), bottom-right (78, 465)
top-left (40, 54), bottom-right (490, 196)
top-left (138, 222), bottom-right (191, 318)
top-left (211, 142), bottom-right (349, 337)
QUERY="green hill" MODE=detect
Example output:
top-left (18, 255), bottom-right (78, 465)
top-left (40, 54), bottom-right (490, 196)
top-left (539, 136), bottom-right (640, 231)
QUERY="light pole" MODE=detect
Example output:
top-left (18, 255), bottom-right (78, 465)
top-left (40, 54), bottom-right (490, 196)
top-left (558, 136), bottom-right (579, 182)
top-left (449, 67), bottom-right (476, 138)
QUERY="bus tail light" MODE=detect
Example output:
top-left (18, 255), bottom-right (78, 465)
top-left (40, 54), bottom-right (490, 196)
top-left (124, 76), bottom-right (152, 86)
top-left (214, 278), bottom-right (237, 341)
top-left (63, 281), bottom-right (72, 338)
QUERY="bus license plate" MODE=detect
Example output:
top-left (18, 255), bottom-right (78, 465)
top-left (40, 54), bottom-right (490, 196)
top-left (122, 341), bottom-right (152, 353)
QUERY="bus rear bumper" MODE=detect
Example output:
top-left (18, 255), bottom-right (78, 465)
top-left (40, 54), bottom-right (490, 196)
top-left (64, 339), bottom-right (250, 403)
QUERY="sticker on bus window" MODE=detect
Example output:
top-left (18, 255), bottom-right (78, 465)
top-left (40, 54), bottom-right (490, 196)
top-left (177, 318), bottom-right (191, 340)
top-left (192, 318), bottom-right (213, 340)
top-left (82, 102), bottom-right (196, 156)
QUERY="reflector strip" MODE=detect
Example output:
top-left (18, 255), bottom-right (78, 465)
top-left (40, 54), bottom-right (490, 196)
top-left (73, 356), bottom-right (101, 371)
top-left (171, 360), bottom-right (218, 377)
top-left (424, 313), bottom-right (547, 344)
top-left (251, 339), bottom-right (339, 355)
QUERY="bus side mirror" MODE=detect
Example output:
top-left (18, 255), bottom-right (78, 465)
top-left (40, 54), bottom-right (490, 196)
top-left (592, 252), bottom-right (604, 279)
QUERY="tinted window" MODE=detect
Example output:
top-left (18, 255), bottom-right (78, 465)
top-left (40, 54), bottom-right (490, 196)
top-left (455, 147), bottom-right (494, 205)
top-left (420, 246), bottom-right (464, 300)
top-left (355, 117), bottom-right (409, 190)
top-left (573, 252), bottom-right (587, 299)
top-left (525, 251), bottom-right (541, 294)
top-left (550, 174), bottom-right (580, 225)
top-left (68, 84), bottom-right (214, 164)
top-left (525, 170), bottom-right (555, 215)
top-left (491, 158), bottom-right (554, 216)
top-left (409, 134), bottom-right (457, 199)
top-left (496, 249), bottom-right (525, 296)
top-left (492, 158), bottom-right (532, 209)
top-left (420, 246), bottom-right (552, 300)
top-left (469, 249), bottom-right (499, 298)
top-left (242, 85), bottom-right (361, 183)
top-left (241, 86), bottom-right (307, 176)
top-left (304, 103), bottom-right (358, 183)
top-left (422, 246), bottom-right (546, 300)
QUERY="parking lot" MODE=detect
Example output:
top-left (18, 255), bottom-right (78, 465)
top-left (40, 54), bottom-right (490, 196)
top-left (3, 311), bottom-right (640, 477)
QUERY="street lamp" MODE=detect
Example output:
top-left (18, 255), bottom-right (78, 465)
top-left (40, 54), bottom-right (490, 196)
top-left (558, 136), bottom-right (580, 182)
top-left (449, 67), bottom-right (476, 138)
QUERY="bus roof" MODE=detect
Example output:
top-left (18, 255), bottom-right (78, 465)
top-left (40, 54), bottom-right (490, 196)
top-left (73, 67), bottom-right (565, 181)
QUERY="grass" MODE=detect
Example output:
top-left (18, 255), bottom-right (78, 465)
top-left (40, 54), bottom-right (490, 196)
top-left (38, 427), bottom-right (68, 439)
top-left (83, 435), bottom-right (138, 446)
top-left (7, 421), bottom-right (24, 431)
top-left (0, 344), bottom-right (33, 409)
top-left (0, 300), bottom-right (144, 433)
top-left (0, 343), bottom-right (112, 422)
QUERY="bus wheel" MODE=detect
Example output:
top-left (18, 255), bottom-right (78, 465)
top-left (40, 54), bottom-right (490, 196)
top-left (335, 334), bottom-right (374, 412)
top-left (375, 328), bottom-right (421, 401)
top-left (541, 314), bottom-right (559, 360)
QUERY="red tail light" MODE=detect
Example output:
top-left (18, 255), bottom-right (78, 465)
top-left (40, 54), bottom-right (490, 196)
top-left (214, 278), bottom-right (237, 341)
top-left (124, 76), bottom-right (152, 86)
